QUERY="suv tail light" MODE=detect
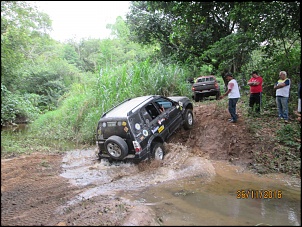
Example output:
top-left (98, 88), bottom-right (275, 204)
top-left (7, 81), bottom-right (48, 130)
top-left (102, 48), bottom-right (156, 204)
top-left (132, 141), bottom-right (142, 153)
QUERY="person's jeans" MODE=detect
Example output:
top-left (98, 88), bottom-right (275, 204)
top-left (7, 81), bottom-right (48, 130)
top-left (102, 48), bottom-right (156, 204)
top-left (228, 98), bottom-right (239, 121)
top-left (276, 96), bottom-right (289, 120)
top-left (249, 93), bottom-right (261, 113)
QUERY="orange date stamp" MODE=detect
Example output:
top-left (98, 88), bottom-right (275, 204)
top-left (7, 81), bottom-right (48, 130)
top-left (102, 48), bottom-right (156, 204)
top-left (237, 190), bottom-right (282, 199)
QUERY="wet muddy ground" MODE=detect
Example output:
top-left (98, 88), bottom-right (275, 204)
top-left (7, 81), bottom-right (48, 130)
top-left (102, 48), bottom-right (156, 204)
top-left (1, 102), bottom-right (301, 226)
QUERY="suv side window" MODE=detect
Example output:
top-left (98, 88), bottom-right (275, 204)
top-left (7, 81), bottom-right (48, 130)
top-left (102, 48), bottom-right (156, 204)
top-left (141, 108), bottom-right (153, 124)
top-left (145, 103), bottom-right (160, 120)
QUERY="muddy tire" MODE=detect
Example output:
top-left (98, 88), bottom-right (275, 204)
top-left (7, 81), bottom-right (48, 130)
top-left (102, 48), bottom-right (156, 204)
top-left (216, 91), bottom-right (221, 100)
top-left (194, 94), bottom-right (199, 102)
top-left (151, 143), bottom-right (165, 160)
top-left (104, 136), bottom-right (128, 160)
top-left (183, 109), bottom-right (194, 130)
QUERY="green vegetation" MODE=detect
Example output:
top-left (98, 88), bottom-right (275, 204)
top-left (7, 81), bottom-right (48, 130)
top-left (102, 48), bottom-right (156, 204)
top-left (1, 1), bottom-right (300, 176)
top-left (238, 95), bottom-right (301, 176)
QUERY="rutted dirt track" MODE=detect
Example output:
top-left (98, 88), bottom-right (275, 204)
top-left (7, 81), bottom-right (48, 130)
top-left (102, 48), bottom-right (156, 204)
top-left (0, 101), bottom-right (296, 226)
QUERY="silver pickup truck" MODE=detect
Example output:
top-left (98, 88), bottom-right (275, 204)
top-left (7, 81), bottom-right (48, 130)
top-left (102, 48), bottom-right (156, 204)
top-left (191, 75), bottom-right (221, 101)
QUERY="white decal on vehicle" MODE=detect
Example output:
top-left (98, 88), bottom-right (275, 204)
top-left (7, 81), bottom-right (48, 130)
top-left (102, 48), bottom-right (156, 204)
top-left (143, 130), bottom-right (148, 136)
top-left (135, 123), bottom-right (141, 130)
top-left (151, 126), bottom-right (159, 134)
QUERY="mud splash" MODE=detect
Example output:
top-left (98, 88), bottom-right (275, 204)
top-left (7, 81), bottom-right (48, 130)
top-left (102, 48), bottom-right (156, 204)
top-left (60, 143), bottom-right (216, 205)
top-left (59, 144), bottom-right (300, 226)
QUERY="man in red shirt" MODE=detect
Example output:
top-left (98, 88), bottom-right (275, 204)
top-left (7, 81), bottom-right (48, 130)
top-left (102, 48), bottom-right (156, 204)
top-left (247, 71), bottom-right (263, 114)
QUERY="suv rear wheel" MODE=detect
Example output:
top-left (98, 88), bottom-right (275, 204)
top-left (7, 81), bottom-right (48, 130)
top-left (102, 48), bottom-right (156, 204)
top-left (104, 136), bottom-right (128, 160)
top-left (151, 143), bottom-right (165, 160)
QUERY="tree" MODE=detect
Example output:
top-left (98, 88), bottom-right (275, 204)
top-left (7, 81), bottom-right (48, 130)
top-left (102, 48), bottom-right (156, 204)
top-left (1, 1), bottom-right (52, 90)
top-left (126, 1), bottom-right (300, 76)
top-left (126, 1), bottom-right (236, 67)
top-left (229, 2), bottom-right (300, 71)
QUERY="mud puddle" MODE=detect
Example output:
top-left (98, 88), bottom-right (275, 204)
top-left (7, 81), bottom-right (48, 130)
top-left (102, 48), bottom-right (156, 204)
top-left (60, 144), bottom-right (215, 203)
top-left (121, 161), bottom-right (301, 226)
top-left (59, 146), bottom-right (301, 226)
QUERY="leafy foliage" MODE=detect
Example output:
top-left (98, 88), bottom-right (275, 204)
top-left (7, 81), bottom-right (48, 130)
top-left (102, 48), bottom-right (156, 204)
top-left (1, 84), bottom-right (40, 124)
top-left (126, 1), bottom-right (300, 83)
top-left (1, 1), bottom-right (52, 90)
top-left (126, 1), bottom-right (235, 67)
top-left (276, 124), bottom-right (301, 149)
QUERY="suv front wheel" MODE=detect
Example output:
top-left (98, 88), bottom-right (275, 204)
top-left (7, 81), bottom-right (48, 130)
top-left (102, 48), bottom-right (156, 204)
top-left (183, 109), bottom-right (194, 130)
top-left (104, 136), bottom-right (128, 160)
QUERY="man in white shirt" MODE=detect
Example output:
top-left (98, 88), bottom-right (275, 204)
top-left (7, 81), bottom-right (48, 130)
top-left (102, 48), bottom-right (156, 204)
top-left (220, 73), bottom-right (241, 123)
top-left (274, 71), bottom-right (291, 123)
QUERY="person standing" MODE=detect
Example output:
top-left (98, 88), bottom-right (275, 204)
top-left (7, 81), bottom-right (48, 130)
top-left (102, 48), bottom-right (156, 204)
top-left (274, 71), bottom-right (291, 123)
top-left (296, 71), bottom-right (301, 122)
top-left (247, 71), bottom-right (263, 114)
top-left (220, 73), bottom-right (241, 123)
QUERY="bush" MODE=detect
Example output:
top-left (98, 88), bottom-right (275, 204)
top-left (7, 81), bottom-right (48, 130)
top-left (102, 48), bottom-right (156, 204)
top-left (1, 84), bottom-right (41, 125)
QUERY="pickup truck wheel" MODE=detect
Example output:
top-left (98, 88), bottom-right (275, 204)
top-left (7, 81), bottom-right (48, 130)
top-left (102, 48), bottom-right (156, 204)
top-left (104, 136), bottom-right (128, 160)
top-left (183, 109), bottom-right (194, 130)
top-left (216, 91), bottom-right (221, 100)
top-left (194, 94), bottom-right (199, 102)
top-left (151, 143), bottom-right (165, 160)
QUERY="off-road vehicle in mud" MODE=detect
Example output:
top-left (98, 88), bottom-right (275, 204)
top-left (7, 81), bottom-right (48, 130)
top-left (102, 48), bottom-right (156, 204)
top-left (96, 95), bottom-right (194, 163)
top-left (192, 75), bottom-right (221, 101)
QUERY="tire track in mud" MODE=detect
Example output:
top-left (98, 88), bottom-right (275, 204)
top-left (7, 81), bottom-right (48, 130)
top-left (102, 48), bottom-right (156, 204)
top-left (1, 153), bottom-right (81, 226)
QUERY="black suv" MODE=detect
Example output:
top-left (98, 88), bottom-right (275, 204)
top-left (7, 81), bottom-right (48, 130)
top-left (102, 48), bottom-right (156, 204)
top-left (96, 95), bottom-right (194, 163)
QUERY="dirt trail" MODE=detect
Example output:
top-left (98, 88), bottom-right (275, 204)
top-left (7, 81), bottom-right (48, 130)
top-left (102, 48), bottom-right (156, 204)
top-left (0, 101), bottom-right (288, 226)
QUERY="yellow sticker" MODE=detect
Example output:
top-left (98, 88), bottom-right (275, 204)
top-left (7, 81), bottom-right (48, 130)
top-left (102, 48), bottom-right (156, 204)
top-left (158, 125), bottom-right (164, 133)
top-left (122, 121), bottom-right (127, 126)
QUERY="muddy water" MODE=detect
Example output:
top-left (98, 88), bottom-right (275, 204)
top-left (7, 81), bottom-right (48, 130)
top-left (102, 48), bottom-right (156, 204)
top-left (122, 162), bottom-right (301, 226)
top-left (60, 148), bottom-right (301, 226)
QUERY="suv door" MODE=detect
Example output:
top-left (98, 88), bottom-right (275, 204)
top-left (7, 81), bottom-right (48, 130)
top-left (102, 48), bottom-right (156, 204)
top-left (142, 102), bottom-right (169, 139)
top-left (154, 97), bottom-right (182, 136)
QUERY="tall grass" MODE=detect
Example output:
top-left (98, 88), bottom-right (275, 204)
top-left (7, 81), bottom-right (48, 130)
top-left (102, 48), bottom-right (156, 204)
top-left (1, 60), bottom-right (193, 156)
